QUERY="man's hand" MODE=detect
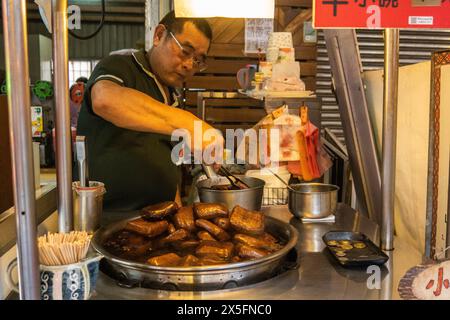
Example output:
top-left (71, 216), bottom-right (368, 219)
top-left (201, 126), bottom-right (225, 166)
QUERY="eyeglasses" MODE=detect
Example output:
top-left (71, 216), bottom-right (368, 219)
top-left (168, 31), bottom-right (208, 72)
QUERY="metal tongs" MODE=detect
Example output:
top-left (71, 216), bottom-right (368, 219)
top-left (218, 166), bottom-right (250, 189)
top-left (201, 164), bottom-right (250, 189)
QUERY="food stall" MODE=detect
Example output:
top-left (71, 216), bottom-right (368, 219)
top-left (1, 0), bottom-right (450, 301)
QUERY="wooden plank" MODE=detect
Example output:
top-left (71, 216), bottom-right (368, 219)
top-left (198, 58), bottom-right (258, 75)
top-left (274, 7), bottom-right (286, 32)
top-left (205, 99), bottom-right (263, 108)
top-left (186, 75), bottom-right (239, 90)
top-left (276, 0), bottom-right (312, 7)
top-left (215, 19), bottom-right (245, 44)
top-left (208, 44), bottom-right (246, 57)
top-left (301, 76), bottom-right (316, 91)
top-left (284, 9), bottom-right (312, 33)
top-left (187, 75), bottom-right (315, 92)
top-left (295, 45), bottom-right (317, 60)
top-left (210, 19), bottom-right (236, 41)
top-left (300, 62), bottom-right (317, 76)
top-left (185, 107), bottom-right (199, 117)
top-left (195, 61), bottom-right (315, 80)
top-left (209, 43), bottom-right (316, 60)
top-left (185, 92), bottom-right (263, 107)
top-left (214, 124), bottom-right (254, 134)
top-left (205, 108), bottom-right (267, 123)
top-left (229, 29), bottom-right (245, 44)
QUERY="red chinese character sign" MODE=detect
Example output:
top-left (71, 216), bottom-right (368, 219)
top-left (399, 260), bottom-right (450, 300)
top-left (313, 0), bottom-right (450, 28)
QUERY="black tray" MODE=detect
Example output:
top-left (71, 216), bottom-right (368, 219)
top-left (322, 231), bottom-right (389, 267)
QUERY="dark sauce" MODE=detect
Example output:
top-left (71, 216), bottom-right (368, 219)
top-left (103, 228), bottom-right (286, 266)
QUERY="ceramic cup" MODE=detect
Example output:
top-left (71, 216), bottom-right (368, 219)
top-left (7, 254), bottom-right (102, 300)
top-left (236, 65), bottom-right (257, 90)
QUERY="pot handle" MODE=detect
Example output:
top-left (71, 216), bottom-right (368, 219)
top-left (6, 258), bottom-right (20, 293)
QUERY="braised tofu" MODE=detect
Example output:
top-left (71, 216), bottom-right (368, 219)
top-left (230, 205), bottom-right (265, 236)
top-left (234, 234), bottom-right (281, 251)
top-left (142, 201), bottom-right (178, 220)
top-left (199, 255), bottom-right (228, 266)
top-left (193, 203), bottom-right (228, 220)
top-left (173, 240), bottom-right (200, 251)
top-left (125, 218), bottom-right (168, 237)
top-left (237, 244), bottom-right (269, 259)
top-left (162, 228), bottom-right (189, 243)
top-left (147, 253), bottom-right (182, 267)
top-left (167, 223), bottom-right (177, 234)
top-left (173, 205), bottom-right (196, 232)
top-left (196, 241), bottom-right (234, 260)
top-left (195, 219), bottom-right (230, 241)
top-left (213, 217), bottom-right (231, 230)
top-left (197, 231), bottom-right (217, 241)
top-left (179, 254), bottom-right (201, 267)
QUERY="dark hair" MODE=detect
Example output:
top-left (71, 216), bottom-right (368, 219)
top-left (76, 76), bottom-right (88, 84)
top-left (159, 10), bottom-right (212, 42)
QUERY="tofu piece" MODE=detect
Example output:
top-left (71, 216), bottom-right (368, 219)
top-left (142, 201), bottom-right (178, 220)
top-left (147, 253), bottom-right (182, 267)
top-left (229, 205), bottom-right (265, 236)
top-left (213, 217), bottom-right (231, 230)
top-left (237, 244), bottom-right (269, 260)
top-left (179, 254), bottom-right (201, 267)
top-left (173, 205), bottom-right (196, 232)
top-left (125, 218), bottom-right (168, 237)
top-left (195, 219), bottom-right (230, 241)
top-left (195, 241), bottom-right (234, 260)
top-left (197, 231), bottom-right (217, 241)
top-left (233, 233), bottom-right (281, 251)
top-left (193, 203), bottom-right (228, 220)
top-left (162, 228), bottom-right (189, 243)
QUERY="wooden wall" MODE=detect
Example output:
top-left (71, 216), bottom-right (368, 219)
top-left (184, 0), bottom-right (316, 132)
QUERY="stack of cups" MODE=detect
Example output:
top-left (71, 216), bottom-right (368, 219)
top-left (266, 32), bottom-right (294, 63)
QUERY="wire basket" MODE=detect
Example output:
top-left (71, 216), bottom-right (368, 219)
top-left (262, 187), bottom-right (289, 206)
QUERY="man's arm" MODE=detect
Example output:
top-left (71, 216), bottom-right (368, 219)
top-left (91, 79), bottom-right (214, 139)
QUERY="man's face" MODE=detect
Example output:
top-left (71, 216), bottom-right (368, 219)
top-left (151, 22), bottom-right (210, 88)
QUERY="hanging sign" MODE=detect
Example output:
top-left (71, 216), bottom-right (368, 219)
top-left (399, 260), bottom-right (450, 300)
top-left (313, 0), bottom-right (450, 29)
top-left (245, 18), bottom-right (274, 54)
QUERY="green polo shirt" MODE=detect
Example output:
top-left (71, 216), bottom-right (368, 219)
top-left (75, 49), bottom-right (181, 211)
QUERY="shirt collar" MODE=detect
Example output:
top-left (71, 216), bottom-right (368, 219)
top-left (132, 49), bottom-right (179, 107)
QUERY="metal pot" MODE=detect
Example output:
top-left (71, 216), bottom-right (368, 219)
top-left (196, 176), bottom-right (265, 211)
top-left (288, 183), bottom-right (339, 219)
top-left (91, 215), bottom-right (298, 291)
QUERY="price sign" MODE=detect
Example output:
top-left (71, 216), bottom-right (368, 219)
top-left (313, 0), bottom-right (450, 29)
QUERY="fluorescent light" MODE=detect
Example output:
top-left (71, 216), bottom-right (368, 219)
top-left (174, 0), bottom-right (275, 18)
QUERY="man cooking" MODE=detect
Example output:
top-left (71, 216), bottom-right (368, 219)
top-left (75, 11), bottom-right (220, 211)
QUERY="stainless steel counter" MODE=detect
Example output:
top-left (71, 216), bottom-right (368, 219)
top-left (92, 204), bottom-right (423, 300)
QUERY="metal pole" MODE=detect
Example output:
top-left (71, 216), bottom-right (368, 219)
top-left (381, 29), bottom-right (400, 251)
top-left (52, 0), bottom-right (73, 232)
top-left (1, 0), bottom-right (41, 299)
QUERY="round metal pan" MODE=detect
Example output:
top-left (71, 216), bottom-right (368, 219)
top-left (91, 215), bottom-right (298, 291)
